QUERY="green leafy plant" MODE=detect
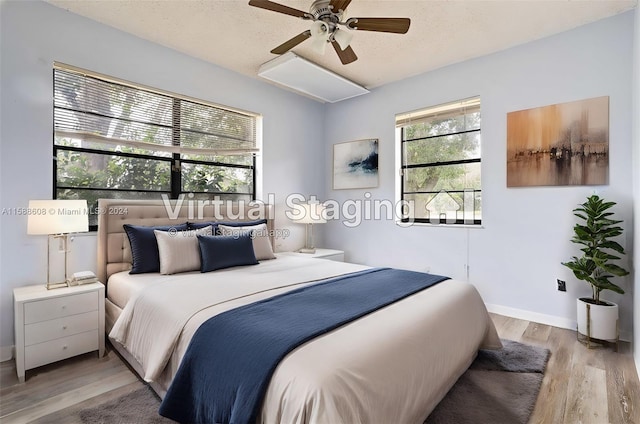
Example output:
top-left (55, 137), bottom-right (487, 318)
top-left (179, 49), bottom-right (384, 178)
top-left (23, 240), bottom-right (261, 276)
top-left (562, 195), bottom-right (629, 305)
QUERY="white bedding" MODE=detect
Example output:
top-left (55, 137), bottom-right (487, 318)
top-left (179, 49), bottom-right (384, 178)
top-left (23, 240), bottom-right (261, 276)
top-left (108, 255), bottom-right (501, 423)
top-left (107, 271), bottom-right (174, 309)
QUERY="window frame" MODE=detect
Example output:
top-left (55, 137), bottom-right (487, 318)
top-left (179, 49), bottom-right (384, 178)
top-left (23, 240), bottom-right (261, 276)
top-left (397, 98), bottom-right (482, 226)
top-left (52, 63), bottom-right (259, 230)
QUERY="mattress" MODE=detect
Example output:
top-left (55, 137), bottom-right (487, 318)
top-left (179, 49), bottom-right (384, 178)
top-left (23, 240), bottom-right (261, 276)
top-left (108, 254), bottom-right (501, 423)
top-left (107, 270), bottom-right (191, 309)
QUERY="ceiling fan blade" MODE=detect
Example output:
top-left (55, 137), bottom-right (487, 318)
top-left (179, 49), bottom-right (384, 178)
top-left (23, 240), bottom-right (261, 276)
top-left (329, 0), bottom-right (352, 13)
top-left (249, 0), bottom-right (308, 18)
top-left (332, 41), bottom-right (357, 65)
top-left (346, 17), bottom-right (411, 34)
top-left (271, 30), bottom-right (312, 55)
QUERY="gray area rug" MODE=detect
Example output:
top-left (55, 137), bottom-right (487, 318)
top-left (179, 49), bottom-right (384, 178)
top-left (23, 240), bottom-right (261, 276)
top-left (79, 386), bottom-right (174, 424)
top-left (425, 339), bottom-right (550, 424)
top-left (79, 339), bottom-right (549, 424)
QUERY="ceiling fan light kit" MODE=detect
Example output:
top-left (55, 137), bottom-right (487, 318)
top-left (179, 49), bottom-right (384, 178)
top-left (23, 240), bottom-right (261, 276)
top-left (249, 0), bottom-right (410, 65)
top-left (333, 29), bottom-right (353, 50)
top-left (311, 37), bottom-right (328, 55)
top-left (310, 21), bottom-right (330, 54)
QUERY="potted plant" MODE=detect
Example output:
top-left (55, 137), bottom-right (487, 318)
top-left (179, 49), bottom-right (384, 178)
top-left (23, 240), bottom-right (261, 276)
top-left (562, 194), bottom-right (629, 342)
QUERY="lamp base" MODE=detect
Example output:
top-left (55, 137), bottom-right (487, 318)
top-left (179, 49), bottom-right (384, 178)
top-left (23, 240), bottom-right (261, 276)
top-left (46, 233), bottom-right (71, 290)
top-left (299, 248), bottom-right (317, 254)
top-left (46, 281), bottom-right (70, 290)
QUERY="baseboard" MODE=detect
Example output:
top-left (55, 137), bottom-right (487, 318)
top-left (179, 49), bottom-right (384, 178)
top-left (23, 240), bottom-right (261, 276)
top-left (0, 345), bottom-right (14, 362)
top-left (485, 303), bottom-right (632, 342)
top-left (485, 303), bottom-right (576, 331)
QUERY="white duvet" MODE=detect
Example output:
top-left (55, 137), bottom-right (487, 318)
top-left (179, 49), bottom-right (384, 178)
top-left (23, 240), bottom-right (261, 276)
top-left (109, 254), bottom-right (501, 423)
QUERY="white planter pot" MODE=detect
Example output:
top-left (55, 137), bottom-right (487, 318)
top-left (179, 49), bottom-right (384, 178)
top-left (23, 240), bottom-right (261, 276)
top-left (576, 297), bottom-right (618, 340)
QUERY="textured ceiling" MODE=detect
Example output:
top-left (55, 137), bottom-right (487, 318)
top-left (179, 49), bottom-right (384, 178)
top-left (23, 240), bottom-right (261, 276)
top-left (46, 0), bottom-right (636, 90)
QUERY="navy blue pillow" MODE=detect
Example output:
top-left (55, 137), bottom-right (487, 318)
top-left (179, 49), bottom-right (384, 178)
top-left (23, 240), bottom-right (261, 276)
top-left (187, 221), bottom-right (219, 231)
top-left (216, 219), bottom-right (267, 227)
top-left (214, 219), bottom-right (266, 235)
top-left (188, 219), bottom-right (266, 234)
top-left (198, 233), bottom-right (258, 272)
top-left (123, 223), bottom-right (188, 274)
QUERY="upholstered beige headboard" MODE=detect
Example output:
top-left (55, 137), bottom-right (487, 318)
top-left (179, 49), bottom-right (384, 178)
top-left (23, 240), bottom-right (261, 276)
top-left (96, 198), bottom-right (275, 284)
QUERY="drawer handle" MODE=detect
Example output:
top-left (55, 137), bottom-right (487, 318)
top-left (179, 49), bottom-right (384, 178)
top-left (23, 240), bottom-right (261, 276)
top-left (62, 326), bottom-right (67, 330)
top-left (62, 345), bottom-right (68, 350)
top-left (61, 305), bottom-right (67, 310)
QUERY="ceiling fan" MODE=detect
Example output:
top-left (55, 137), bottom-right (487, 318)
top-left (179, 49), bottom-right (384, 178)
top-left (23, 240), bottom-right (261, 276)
top-left (248, 0), bottom-right (411, 65)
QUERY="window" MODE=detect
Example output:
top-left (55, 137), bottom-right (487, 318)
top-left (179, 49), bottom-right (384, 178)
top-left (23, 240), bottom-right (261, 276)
top-left (53, 64), bottom-right (259, 228)
top-left (397, 97), bottom-right (481, 225)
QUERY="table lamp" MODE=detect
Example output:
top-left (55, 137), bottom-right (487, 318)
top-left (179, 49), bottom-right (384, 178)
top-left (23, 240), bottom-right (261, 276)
top-left (295, 203), bottom-right (326, 254)
top-left (27, 199), bottom-right (88, 289)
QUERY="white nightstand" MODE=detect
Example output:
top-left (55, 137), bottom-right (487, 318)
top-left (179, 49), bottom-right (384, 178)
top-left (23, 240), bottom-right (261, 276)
top-left (295, 248), bottom-right (345, 262)
top-left (13, 282), bottom-right (105, 382)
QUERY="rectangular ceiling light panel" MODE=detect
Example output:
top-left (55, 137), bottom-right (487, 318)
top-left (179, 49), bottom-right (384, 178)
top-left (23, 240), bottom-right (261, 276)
top-left (258, 52), bottom-right (369, 103)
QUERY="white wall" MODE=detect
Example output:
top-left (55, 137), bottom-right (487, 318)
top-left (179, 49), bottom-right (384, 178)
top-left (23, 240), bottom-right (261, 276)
top-left (632, 4), bottom-right (640, 373)
top-left (0, 1), bottom-right (326, 357)
top-left (324, 12), bottom-right (635, 338)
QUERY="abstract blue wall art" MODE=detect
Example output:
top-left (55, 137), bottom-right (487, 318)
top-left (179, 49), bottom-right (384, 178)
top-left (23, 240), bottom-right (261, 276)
top-left (333, 139), bottom-right (379, 190)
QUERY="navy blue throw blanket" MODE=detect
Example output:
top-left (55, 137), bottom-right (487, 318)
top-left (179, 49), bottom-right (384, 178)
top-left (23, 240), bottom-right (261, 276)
top-left (159, 268), bottom-right (449, 424)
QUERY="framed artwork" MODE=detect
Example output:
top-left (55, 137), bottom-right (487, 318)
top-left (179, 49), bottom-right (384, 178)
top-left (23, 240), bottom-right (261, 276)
top-left (333, 139), bottom-right (379, 190)
top-left (507, 96), bottom-right (609, 187)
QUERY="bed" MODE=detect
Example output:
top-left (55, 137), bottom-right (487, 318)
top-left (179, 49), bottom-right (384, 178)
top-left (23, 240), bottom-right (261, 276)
top-left (97, 198), bottom-right (502, 423)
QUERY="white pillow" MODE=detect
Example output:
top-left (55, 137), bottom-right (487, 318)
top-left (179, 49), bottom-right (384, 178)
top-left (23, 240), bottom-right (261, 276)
top-left (154, 226), bottom-right (213, 275)
top-left (218, 223), bottom-right (276, 261)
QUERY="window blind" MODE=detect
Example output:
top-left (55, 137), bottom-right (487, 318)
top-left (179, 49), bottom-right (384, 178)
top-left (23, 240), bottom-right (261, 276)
top-left (395, 97), bottom-right (481, 128)
top-left (54, 66), bottom-right (258, 155)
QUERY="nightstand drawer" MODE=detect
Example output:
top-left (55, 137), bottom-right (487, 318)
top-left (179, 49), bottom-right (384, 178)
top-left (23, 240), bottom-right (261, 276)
top-left (24, 330), bottom-right (99, 369)
top-left (24, 311), bottom-right (99, 346)
top-left (24, 291), bottom-right (98, 324)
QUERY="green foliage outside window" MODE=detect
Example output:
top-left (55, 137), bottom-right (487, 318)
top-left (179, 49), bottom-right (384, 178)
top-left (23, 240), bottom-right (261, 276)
top-left (400, 106), bottom-right (482, 223)
top-left (54, 66), bottom-right (257, 227)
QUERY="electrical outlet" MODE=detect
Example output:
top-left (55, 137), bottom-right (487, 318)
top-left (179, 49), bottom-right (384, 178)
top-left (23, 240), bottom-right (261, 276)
top-left (557, 279), bottom-right (566, 292)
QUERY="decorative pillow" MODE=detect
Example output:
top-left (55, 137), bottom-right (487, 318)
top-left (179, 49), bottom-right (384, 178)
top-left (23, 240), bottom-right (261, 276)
top-left (155, 226), bottom-right (213, 275)
top-left (198, 233), bottom-right (258, 272)
top-left (216, 219), bottom-right (267, 228)
top-left (187, 221), bottom-right (219, 231)
top-left (123, 223), bottom-right (188, 274)
top-left (218, 223), bottom-right (276, 261)
top-left (187, 219), bottom-right (266, 231)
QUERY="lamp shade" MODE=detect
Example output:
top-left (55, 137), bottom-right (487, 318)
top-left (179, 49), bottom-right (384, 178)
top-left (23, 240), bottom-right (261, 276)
top-left (310, 21), bottom-right (330, 55)
top-left (333, 29), bottom-right (353, 50)
top-left (27, 200), bottom-right (89, 235)
top-left (311, 37), bottom-right (329, 55)
top-left (294, 203), bottom-right (327, 224)
top-left (310, 21), bottom-right (328, 38)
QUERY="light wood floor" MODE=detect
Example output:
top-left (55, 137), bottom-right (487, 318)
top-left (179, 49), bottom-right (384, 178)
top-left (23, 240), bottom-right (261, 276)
top-left (1, 313), bottom-right (639, 423)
